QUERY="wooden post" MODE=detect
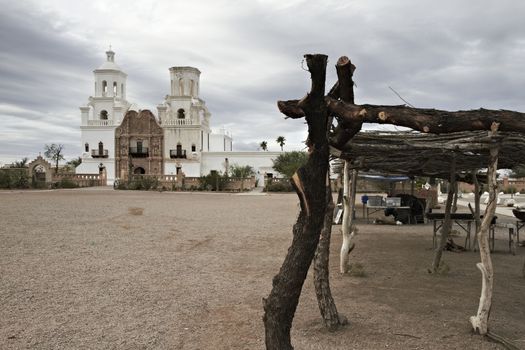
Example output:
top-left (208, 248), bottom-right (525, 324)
top-left (340, 164), bottom-right (357, 273)
top-left (470, 123), bottom-right (500, 335)
top-left (313, 178), bottom-right (347, 330)
top-left (431, 156), bottom-right (456, 273)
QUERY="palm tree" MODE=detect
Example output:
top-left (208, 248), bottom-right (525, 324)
top-left (11, 157), bottom-right (29, 168)
top-left (276, 136), bottom-right (286, 151)
top-left (260, 141), bottom-right (268, 151)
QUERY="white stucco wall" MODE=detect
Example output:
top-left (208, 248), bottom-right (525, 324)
top-left (209, 133), bottom-right (233, 152)
top-left (76, 158), bottom-right (115, 185)
top-left (163, 127), bottom-right (202, 158)
top-left (80, 128), bottom-right (115, 158)
top-left (201, 151), bottom-right (282, 185)
top-left (164, 161), bottom-right (201, 177)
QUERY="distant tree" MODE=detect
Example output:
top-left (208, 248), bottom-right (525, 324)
top-left (44, 144), bottom-right (65, 174)
top-left (272, 151), bottom-right (308, 178)
top-left (11, 157), bottom-right (29, 168)
top-left (63, 157), bottom-right (82, 173)
top-left (67, 157), bottom-right (82, 168)
top-left (230, 164), bottom-right (255, 178)
top-left (510, 165), bottom-right (525, 178)
top-left (260, 141), bottom-right (268, 151)
top-left (276, 136), bottom-right (286, 151)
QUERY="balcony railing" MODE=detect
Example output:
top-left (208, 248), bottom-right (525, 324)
top-left (91, 149), bottom-right (109, 158)
top-left (170, 149), bottom-right (187, 159)
top-left (161, 118), bottom-right (196, 126)
top-left (129, 147), bottom-right (149, 158)
top-left (87, 119), bottom-right (114, 126)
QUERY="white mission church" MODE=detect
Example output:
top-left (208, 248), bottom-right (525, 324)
top-left (76, 50), bottom-right (281, 185)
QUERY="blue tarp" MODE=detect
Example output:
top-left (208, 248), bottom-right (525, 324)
top-left (358, 174), bottom-right (410, 182)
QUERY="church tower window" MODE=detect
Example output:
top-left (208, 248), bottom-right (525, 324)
top-left (179, 78), bottom-right (184, 96)
top-left (100, 110), bottom-right (108, 120)
top-left (85, 143), bottom-right (89, 152)
top-left (177, 109), bottom-right (185, 119)
top-left (102, 81), bottom-right (108, 96)
top-left (191, 144), bottom-right (196, 152)
top-left (113, 82), bottom-right (118, 96)
top-left (98, 141), bottom-right (104, 156)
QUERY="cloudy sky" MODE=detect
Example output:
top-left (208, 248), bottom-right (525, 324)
top-left (1, 0), bottom-right (524, 165)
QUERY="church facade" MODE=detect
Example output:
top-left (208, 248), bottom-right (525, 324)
top-left (76, 50), bottom-right (281, 185)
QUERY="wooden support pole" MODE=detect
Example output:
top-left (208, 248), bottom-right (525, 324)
top-left (470, 123), bottom-right (500, 335)
top-left (431, 156), bottom-right (456, 273)
top-left (313, 178), bottom-right (347, 330)
top-left (340, 163), bottom-right (357, 273)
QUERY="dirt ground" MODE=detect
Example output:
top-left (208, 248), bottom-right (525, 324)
top-left (1, 188), bottom-right (524, 349)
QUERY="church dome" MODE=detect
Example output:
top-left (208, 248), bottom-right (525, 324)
top-left (96, 49), bottom-right (122, 71)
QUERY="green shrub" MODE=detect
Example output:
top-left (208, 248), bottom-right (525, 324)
top-left (127, 176), bottom-right (159, 191)
top-left (266, 181), bottom-right (293, 192)
top-left (58, 178), bottom-right (79, 188)
top-left (0, 169), bottom-right (30, 189)
top-left (199, 171), bottom-right (228, 191)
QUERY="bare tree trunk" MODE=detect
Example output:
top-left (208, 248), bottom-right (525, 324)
top-left (470, 123), bottom-right (500, 335)
top-left (473, 171), bottom-right (481, 229)
top-left (452, 181), bottom-right (459, 214)
top-left (340, 163), bottom-right (356, 273)
top-left (313, 183), bottom-right (347, 330)
top-left (263, 54), bottom-right (329, 350)
top-left (431, 157), bottom-right (456, 273)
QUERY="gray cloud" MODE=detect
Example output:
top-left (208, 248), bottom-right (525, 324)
top-left (1, 0), bottom-right (524, 165)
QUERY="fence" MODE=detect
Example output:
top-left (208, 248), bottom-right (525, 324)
top-left (52, 173), bottom-right (106, 187)
top-left (123, 175), bottom-right (256, 192)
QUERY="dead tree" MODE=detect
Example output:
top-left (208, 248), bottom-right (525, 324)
top-left (263, 54), bottom-right (330, 350)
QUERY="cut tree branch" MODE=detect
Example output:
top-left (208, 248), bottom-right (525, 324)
top-left (326, 98), bottom-right (525, 134)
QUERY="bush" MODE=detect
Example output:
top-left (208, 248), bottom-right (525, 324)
top-left (113, 179), bottom-right (128, 190)
top-left (118, 176), bottom-right (161, 191)
top-left (58, 178), bottom-right (79, 188)
top-left (266, 181), bottom-right (293, 192)
top-left (199, 171), bottom-right (228, 191)
top-left (0, 169), bottom-right (30, 189)
top-left (504, 186), bottom-right (517, 194)
top-left (127, 176), bottom-right (159, 191)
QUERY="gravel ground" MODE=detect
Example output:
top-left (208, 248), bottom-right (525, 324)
top-left (1, 188), bottom-right (524, 349)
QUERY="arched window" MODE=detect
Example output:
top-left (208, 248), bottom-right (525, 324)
top-left (113, 82), bottom-right (117, 96)
top-left (98, 141), bottom-right (104, 156)
top-left (100, 110), bottom-right (108, 120)
top-left (134, 167), bottom-right (146, 175)
top-left (102, 81), bottom-right (107, 96)
top-left (85, 143), bottom-right (89, 152)
top-left (191, 144), bottom-right (196, 152)
top-left (121, 83), bottom-right (124, 97)
top-left (177, 108), bottom-right (185, 119)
